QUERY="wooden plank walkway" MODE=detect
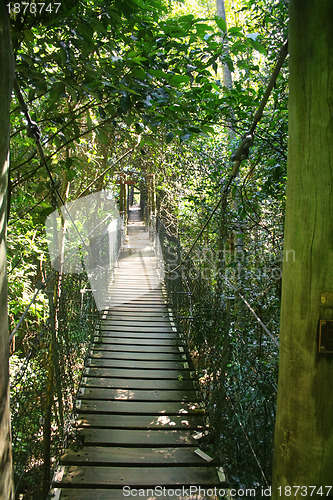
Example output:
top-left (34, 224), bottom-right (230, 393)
top-left (51, 208), bottom-right (226, 499)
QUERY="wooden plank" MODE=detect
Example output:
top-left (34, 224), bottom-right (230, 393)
top-left (108, 286), bottom-right (162, 290)
top-left (106, 309), bottom-right (168, 316)
top-left (104, 301), bottom-right (167, 315)
top-left (55, 465), bottom-right (223, 487)
top-left (77, 413), bottom-right (204, 430)
top-left (79, 429), bottom-right (197, 447)
top-left (94, 338), bottom-right (178, 346)
top-left (82, 377), bottom-right (196, 391)
top-left (110, 275), bottom-right (160, 278)
top-left (104, 314), bottom-right (171, 320)
top-left (108, 285), bottom-right (162, 289)
top-left (91, 344), bottom-right (180, 354)
top-left (107, 285), bottom-right (162, 290)
top-left (90, 351), bottom-right (184, 361)
top-left (107, 294), bottom-right (164, 300)
top-left (110, 277), bottom-right (160, 282)
top-left (77, 400), bottom-right (202, 415)
top-left (60, 446), bottom-right (214, 466)
top-left (106, 290), bottom-right (164, 295)
top-left (99, 325), bottom-right (173, 332)
top-left (102, 320), bottom-right (171, 326)
top-left (80, 388), bottom-right (197, 402)
top-left (98, 330), bottom-right (176, 338)
top-left (107, 293), bottom-right (165, 299)
top-left (103, 309), bottom-right (169, 316)
top-left (106, 297), bottom-right (165, 303)
top-left (97, 332), bottom-right (176, 340)
top-left (107, 289), bottom-right (163, 294)
top-left (105, 317), bottom-right (170, 323)
top-left (107, 302), bottom-right (168, 308)
top-left (57, 489), bottom-right (214, 500)
top-left (107, 297), bottom-right (167, 303)
top-left (83, 367), bottom-right (191, 380)
top-left (87, 359), bottom-right (185, 370)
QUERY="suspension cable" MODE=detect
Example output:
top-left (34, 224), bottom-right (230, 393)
top-left (13, 79), bottom-right (93, 261)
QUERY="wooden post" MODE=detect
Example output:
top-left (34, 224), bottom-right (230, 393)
top-left (272, 1), bottom-right (333, 494)
top-left (0, 4), bottom-right (15, 499)
top-left (125, 182), bottom-right (129, 223)
top-left (147, 174), bottom-right (156, 234)
top-left (151, 174), bottom-right (156, 217)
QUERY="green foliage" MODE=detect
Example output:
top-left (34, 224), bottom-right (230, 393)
top-left (7, 0), bottom-right (289, 496)
top-left (10, 274), bottom-right (97, 498)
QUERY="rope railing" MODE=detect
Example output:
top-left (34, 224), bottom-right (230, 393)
top-left (9, 210), bottom-right (124, 343)
top-left (167, 223), bottom-right (279, 348)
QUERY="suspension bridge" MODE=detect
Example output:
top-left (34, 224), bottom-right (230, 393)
top-left (10, 180), bottom-right (279, 498)
top-left (49, 206), bottom-right (227, 499)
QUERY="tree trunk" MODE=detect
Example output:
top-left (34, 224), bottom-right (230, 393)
top-left (215, 0), bottom-right (233, 91)
top-left (0, 3), bottom-right (15, 499)
top-left (272, 1), bottom-right (333, 497)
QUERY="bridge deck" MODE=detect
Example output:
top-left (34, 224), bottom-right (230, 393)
top-left (51, 208), bottom-right (226, 499)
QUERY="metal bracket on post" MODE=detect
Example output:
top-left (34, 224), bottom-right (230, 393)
top-left (319, 293), bottom-right (333, 353)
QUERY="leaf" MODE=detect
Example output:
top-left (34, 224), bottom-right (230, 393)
top-left (215, 17), bottom-right (227, 32)
top-left (178, 14), bottom-right (194, 24)
top-left (135, 122), bottom-right (144, 133)
top-left (196, 23), bottom-right (214, 34)
top-left (91, 18), bottom-right (108, 35)
top-left (66, 169), bottom-right (77, 181)
top-left (166, 131), bottom-right (174, 143)
top-left (40, 206), bottom-right (54, 218)
top-left (201, 125), bottom-right (215, 134)
top-left (169, 74), bottom-right (190, 86)
top-left (98, 106), bottom-right (106, 119)
top-left (97, 129), bottom-right (109, 145)
top-left (129, 56), bottom-right (148, 64)
top-left (249, 39), bottom-right (267, 55)
top-left (120, 94), bottom-right (132, 113)
top-left (149, 69), bottom-right (166, 79)
top-left (228, 26), bottom-right (243, 37)
top-left (24, 29), bottom-right (35, 42)
top-left (65, 157), bottom-right (73, 169)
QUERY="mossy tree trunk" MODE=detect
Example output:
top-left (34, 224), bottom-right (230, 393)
top-left (0, 3), bottom-right (15, 499)
top-left (272, 1), bottom-right (333, 498)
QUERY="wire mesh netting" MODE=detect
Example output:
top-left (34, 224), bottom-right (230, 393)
top-left (10, 208), bottom-right (124, 499)
top-left (156, 217), bottom-right (280, 491)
